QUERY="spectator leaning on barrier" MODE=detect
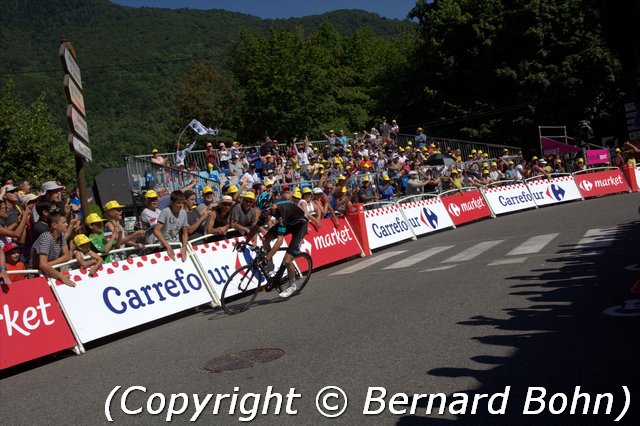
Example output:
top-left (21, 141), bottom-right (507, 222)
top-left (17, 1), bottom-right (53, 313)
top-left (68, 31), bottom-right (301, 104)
top-left (71, 234), bottom-right (102, 277)
top-left (29, 211), bottom-right (75, 287)
top-left (85, 213), bottom-right (117, 263)
top-left (103, 200), bottom-right (145, 255)
top-left (197, 186), bottom-right (215, 212)
top-left (184, 189), bottom-right (210, 241)
top-left (206, 195), bottom-right (234, 237)
top-left (359, 176), bottom-right (379, 203)
top-left (153, 190), bottom-right (189, 262)
top-left (230, 191), bottom-right (259, 236)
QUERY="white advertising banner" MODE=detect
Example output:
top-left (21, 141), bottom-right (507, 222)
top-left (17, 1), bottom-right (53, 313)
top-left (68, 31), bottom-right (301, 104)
top-left (636, 166), bottom-right (640, 189)
top-left (364, 204), bottom-right (415, 250)
top-left (482, 183), bottom-right (537, 215)
top-left (526, 176), bottom-right (583, 207)
top-left (398, 197), bottom-right (455, 237)
top-left (53, 252), bottom-right (213, 343)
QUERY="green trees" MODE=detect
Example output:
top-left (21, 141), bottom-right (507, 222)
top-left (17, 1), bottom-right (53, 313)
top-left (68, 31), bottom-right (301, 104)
top-left (0, 81), bottom-right (74, 186)
top-left (406, 0), bottom-right (622, 147)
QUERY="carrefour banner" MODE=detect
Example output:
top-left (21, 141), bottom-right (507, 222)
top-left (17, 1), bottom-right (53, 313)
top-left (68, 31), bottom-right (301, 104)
top-left (526, 176), bottom-right (582, 207)
top-left (482, 183), bottom-right (537, 215)
top-left (364, 204), bottom-right (415, 250)
top-left (53, 253), bottom-right (213, 343)
top-left (573, 169), bottom-right (630, 198)
top-left (285, 217), bottom-right (363, 269)
top-left (439, 189), bottom-right (492, 226)
top-left (1, 277), bottom-right (77, 369)
top-left (398, 197), bottom-right (455, 237)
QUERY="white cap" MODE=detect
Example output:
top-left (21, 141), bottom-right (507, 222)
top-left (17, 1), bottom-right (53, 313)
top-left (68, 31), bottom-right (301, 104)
top-left (312, 187), bottom-right (324, 194)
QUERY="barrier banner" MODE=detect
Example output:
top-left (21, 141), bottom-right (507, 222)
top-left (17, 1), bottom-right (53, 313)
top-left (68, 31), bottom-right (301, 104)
top-left (482, 183), bottom-right (537, 215)
top-left (526, 176), bottom-right (583, 207)
top-left (573, 169), bottom-right (630, 198)
top-left (52, 252), bottom-right (213, 343)
top-left (635, 165), bottom-right (640, 191)
top-left (398, 197), bottom-right (455, 236)
top-left (285, 217), bottom-right (363, 269)
top-left (364, 204), bottom-right (414, 250)
top-left (0, 277), bottom-right (76, 369)
top-left (439, 189), bottom-right (492, 226)
top-left (191, 238), bottom-right (251, 299)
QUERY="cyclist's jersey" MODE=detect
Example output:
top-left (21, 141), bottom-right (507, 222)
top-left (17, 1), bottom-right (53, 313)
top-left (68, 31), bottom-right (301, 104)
top-left (259, 201), bottom-right (308, 235)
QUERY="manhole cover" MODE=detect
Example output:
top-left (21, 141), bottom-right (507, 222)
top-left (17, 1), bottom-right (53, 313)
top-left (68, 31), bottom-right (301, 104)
top-left (203, 348), bottom-right (285, 373)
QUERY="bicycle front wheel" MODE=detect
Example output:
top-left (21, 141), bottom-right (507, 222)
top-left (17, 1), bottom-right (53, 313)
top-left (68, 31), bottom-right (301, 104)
top-left (221, 264), bottom-right (262, 314)
top-left (281, 252), bottom-right (313, 295)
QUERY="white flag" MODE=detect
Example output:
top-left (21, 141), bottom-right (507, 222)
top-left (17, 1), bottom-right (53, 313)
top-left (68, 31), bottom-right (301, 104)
top-left (176, 140), bottom-right (197, 167)
top-left (207, 127), bottom-right (219, 136)
top-left (188, 119), bottom-right (209, 136)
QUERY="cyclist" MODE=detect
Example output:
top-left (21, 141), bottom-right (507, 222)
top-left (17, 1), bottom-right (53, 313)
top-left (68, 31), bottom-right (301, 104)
top-left (241, 192), bottom-right (308, 298)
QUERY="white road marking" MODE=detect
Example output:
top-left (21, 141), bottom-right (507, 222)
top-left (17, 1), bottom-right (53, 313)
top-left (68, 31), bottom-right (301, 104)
top-left (507, 233), bottom-right (559, 256)
top-left (574, 228), bottom-right (618, 249)
top-left (330, 250), bottom-right (408, 275)
top-left (419, 265), bottom-right (457, 272)
top-left (383, 246), bottom-right (455, 270)
top-left (488, 257), bottom-right (527, 266)
top-left (441, 240), bottom-right (504, 263)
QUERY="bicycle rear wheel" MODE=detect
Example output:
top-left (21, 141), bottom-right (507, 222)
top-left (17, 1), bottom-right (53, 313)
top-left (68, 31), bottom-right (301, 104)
top-left (281, 252), bottom-right (312, 295)
top-left (221, 264), bottom-right (262, 314)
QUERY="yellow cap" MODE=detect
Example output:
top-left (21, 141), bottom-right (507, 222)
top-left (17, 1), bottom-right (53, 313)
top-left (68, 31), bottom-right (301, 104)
top-left (471, 149), bottom-right (477, 154)
top-left (292, 189), bottom-right (302, 199)
top-left (417, 127), bottom-right (423, 131)
top-left (152, 148), bottom-right (158, 153)
top-left (243, 191), bottom-right (255, 200)
top-left (341, 187), bottom-right (347, 193)
top-left (227, 185), bottom-right (238, 194)
top-left (329, 129), bottom-right (334, 133)
top-left (362, 177), bottom-right (370, 182)
top-left (491, 162), bottom-right (497, 167)
top-left (483, 153), bottom-right (489, 157)
top-left (207, 163), bottom-right (214, 169)
top-left (104, 200), bottom-right (124, 211)
top-left (73, 234), bottom-right (91, 247)
top-left (532, 156), bottom-right (538, 161)
top-left (577, 158), bottom-right (584, 162)
top-left (382, 175), bottom-right (390, 181)
top-left (483, 170), bottom-right (490, 174)
top-left (145, 190), bottom-right (158, 199)
top-left (85, 213), bottom-right (105, 225)
top-left (202, 186), bottom-right (213, 194)
top-left (302, 187), bottom-right (312, 194)
top-left (407, 141), bottom-right (412, 146)
top-left (338, 175), bottom-right (346, 181)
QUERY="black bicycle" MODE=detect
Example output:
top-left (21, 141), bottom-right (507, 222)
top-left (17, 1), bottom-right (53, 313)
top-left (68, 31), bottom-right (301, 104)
top-left (220, 241), bottom-right (313, 315)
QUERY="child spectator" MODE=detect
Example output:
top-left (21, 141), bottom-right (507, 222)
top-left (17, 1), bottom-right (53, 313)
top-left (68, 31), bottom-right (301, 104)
top-left (71, 234), bottom-right (103, 277)
top-left (85, 213), bottom-right (117, 263)
top-left (3, 242), bottom-right (26, 282)
top-left (29, 211), bottom-right (75, 287)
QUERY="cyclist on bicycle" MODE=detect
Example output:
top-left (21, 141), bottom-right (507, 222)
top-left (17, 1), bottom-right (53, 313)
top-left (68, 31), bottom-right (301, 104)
top-left (241, 192), bottom-right (308, 298)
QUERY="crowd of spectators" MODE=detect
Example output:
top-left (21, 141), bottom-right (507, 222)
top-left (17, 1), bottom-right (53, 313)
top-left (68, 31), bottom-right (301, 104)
top-left (2, 122), bottom-right (639, 286)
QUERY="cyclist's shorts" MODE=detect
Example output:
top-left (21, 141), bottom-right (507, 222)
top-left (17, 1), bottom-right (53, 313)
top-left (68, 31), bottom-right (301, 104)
top-left (266, 221), bottom-right (308, 256)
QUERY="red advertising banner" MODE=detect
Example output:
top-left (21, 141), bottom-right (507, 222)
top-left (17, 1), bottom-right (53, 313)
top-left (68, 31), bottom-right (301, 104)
top-left (0, 277), bottom-right (76, 369)
top-left (573, 169), bottom-right (630, 198)
top-left (439, 190), bottom-right (492, 226)
top-left (286, 217), bottom-right (363, 270)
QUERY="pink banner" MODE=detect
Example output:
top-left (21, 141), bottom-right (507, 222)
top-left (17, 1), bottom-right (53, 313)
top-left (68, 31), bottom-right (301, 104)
top-left (541, 137), bottom-right (583, 156)
top-left (586, 149), bottom-right (610, 165)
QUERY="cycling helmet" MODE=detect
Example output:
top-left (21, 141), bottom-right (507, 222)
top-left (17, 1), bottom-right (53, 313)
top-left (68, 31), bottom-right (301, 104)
top-left (256, 192), bottom-right (274, 210)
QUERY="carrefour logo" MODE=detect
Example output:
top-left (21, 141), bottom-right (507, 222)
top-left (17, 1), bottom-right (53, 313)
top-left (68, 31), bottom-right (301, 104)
top-left (546, 183), bottom-right (566, 201)
top-left (579, 180), bottom-right (593, 192)
top-left (420, 207), bottom-right (439, 229)
top-left (447, 203), bottom-right (461, 217)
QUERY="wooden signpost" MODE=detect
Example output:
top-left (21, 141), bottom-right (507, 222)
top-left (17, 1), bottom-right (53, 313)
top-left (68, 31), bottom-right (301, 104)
top-left (59, 39), bottom-right (91, 218)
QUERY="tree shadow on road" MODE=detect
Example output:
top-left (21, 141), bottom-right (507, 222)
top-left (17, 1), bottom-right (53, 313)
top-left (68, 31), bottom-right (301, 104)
top-left (397, 220), bottom-right (640, 425)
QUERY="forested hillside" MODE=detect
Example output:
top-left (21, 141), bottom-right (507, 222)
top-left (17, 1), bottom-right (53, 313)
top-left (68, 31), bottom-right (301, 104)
top-left (0, 0), bottom-right (409, 179)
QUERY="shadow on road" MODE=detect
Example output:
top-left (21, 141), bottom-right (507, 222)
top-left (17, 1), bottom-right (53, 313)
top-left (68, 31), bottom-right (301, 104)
top-left (397, 220), bottom-right (640, 425)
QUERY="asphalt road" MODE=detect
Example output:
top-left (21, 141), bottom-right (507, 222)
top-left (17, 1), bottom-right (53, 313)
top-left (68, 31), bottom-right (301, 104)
top-left (2, 192), bottom-right (640, 425)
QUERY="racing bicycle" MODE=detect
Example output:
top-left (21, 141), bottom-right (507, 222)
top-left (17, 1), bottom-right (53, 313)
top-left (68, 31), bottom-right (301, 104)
top-left (220, 241), bottom-right (313, 315)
